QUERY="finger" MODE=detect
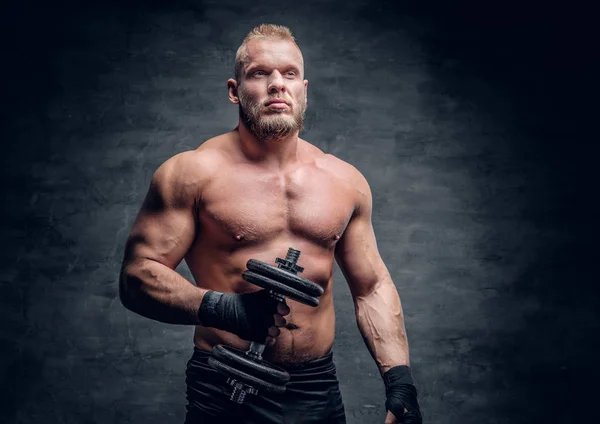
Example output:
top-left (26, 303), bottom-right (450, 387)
top-left (265, 336), bottom-right (276, 345)
top-left (384, 411), bottom-right (398, 424)
top-left (274, 314), bottom-right (287, 327)
top-left (277, 301), bottom-right (291, 316)
top-left (268, 326), bottom-right (281, 338)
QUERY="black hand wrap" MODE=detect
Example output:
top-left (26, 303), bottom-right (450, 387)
top-left (198, 290), bottom-right (279, 343)
top-left (383, 365), bottom-right (422, 423)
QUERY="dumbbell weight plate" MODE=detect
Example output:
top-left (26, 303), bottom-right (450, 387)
top-left (242, 270), bottom-right (320, 307)
top-left (246, 259), bottom-right (324, 297)
top-left (211, 345), bottom-right (290, 385)
top-left (208, 356), bottom-right (287, 394)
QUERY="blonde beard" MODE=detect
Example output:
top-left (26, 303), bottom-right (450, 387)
top-left (238, 90), bottom-right (306, 141)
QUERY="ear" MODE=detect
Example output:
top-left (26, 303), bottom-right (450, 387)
top-left (227, 78), bottom-right (239, 104)
top-left (304, 79), bottom-right (309, 104)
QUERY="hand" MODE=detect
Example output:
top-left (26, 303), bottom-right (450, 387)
top-left (234, 290), bottom-right (290, 345)
top-left (198, 289), bottom-right (290, 344)
top-left (384, 408), bottom-right (407, 424)
top-left (266, 300), bottom-right (290, 346)
top-left (383, 366), bottom-right (422, 423)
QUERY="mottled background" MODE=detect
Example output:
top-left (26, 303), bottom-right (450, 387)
top-left (1, 0), bottom-right (597, 423)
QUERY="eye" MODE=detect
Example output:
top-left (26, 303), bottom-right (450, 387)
top-left (253, 70), bottom-right (266, 77)
top-left (286, 71), bottom-right (297, 77)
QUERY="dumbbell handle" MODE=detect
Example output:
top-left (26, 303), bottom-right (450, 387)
top-left (245, 248), bottom-right (301, 361)
top-left (247, 341), bottom-right (266, 359)
top-left (246, 293), bottom-right (287, 360)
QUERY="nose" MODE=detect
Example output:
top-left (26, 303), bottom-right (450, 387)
top-left (267, 71), bottom-right (286, 94)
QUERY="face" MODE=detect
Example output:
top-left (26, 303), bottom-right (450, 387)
top-left (228, 38), bottom-right (308, 141)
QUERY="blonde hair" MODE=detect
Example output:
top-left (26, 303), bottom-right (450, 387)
top-left (234, 24), bottom-right (302, 81)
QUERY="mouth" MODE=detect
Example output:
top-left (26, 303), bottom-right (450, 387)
top-left (265, 98), bottom-right (289, 108)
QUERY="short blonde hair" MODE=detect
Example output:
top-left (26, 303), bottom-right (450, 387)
top-left (234, 24), bottom-right (302, 81)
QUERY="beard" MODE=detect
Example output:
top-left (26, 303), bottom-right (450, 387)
top-left (238, 87), bottom-right (306, 141)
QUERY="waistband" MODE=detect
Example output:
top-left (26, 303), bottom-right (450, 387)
top-left (191, 346), bottom-right (334, 372)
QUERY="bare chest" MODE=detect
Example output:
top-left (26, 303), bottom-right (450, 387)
top-left (198, 165), bottom-right (355, 249)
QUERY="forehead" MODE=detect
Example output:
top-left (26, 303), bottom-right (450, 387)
top-left (242, 38), bottom-right (304, 71)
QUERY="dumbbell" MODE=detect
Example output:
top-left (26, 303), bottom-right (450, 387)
top-left (207, 247), bottom-right (324, 404)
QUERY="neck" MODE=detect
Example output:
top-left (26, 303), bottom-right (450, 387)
top-left (235, 120), bottom-right (299, 170)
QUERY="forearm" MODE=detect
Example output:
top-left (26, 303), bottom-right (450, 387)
top-left (354, 278), bottom-right (410, 375)
top-left (119, 259), bottom-right (207, 325)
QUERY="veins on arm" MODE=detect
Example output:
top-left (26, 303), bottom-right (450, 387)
top-left (334, 169), bottom-right (410, 374)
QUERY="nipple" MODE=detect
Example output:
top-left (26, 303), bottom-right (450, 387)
top-left (234, 233), bottom-right (245, 241)
top-left (333, 234), bottom-right (341, 241)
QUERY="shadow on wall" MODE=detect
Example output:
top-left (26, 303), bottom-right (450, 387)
top-left (1, 1), bottom-right (205, 422)
top-left (358, 0), bottom-right (597, 422)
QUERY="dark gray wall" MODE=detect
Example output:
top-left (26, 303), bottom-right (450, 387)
top-left (1, 0), bottom-right (596, 423)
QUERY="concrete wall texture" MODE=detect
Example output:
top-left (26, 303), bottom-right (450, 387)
top-left (1, 0), bottom-right (597, 423)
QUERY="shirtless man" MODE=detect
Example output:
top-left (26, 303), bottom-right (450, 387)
top-left (119, 24), bottom-right (422, 424)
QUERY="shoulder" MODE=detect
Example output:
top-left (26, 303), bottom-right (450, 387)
top-left (300, 141), bottom-right (372, 214)
top-left (299, 139), bottom-right (363, 182)
top-left (156, 133), bottom-right (234, 179)
top-left (315, 152), bottom-right (371, 199)
top-left (151, 135), bottom-right (231, 202)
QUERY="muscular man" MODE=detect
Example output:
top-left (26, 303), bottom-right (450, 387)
top-left (119, 24), bottom-right (422, 424)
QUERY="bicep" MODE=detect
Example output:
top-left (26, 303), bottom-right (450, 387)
top-left (335, 179), bottom-right (389, 298)
top-left (122, 155), bottom-right (199, 270)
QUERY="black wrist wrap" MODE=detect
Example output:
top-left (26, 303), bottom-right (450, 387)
top-left (197, 291), bottom-right (224, 328)
top-left (383, 365), bottom-right (422, 423)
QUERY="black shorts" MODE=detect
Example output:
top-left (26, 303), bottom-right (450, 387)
top-left (185, 347), bottom-right (347, 424)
